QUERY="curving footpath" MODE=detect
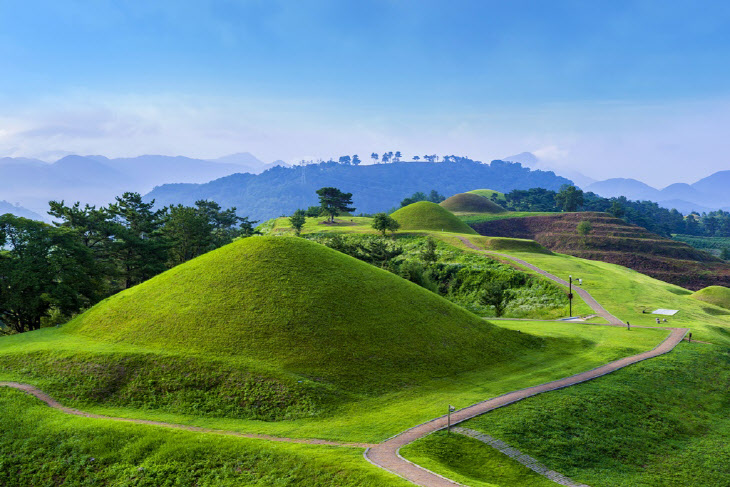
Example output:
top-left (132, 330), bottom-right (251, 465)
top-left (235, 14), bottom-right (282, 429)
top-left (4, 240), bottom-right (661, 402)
top-left (0, 381), bottom-right (375, 448)
top-left (0, 236), bottom-right (690, 487)
top-left (364, 237), bottom-right (689, 486)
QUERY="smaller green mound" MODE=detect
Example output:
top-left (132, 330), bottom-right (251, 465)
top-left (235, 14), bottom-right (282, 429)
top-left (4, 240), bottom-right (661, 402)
top-left (391, 201), bottom-right (477, 234)
top-left (440, 193), bottom-right (507, 214)
top-left (483, 237), bottom-right (551, 254)
top-left (690, 285), bottom-right (730, 310)
top-left (468, 189), bottom-right (506, 202)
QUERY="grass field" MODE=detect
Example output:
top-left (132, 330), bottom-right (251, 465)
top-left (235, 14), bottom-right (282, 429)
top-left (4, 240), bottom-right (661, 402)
top-left (691, 285), bottom-right (730, 310)
top-left (0, 387), bottom-right (408, 487)
top-left (404, 344), bottom-right (729, 486)
top-left (672, 234), bottom-right (730, 258)
top-left (467, 189), bottom-right (507, 202)
top-left (449, 237), bottom-right (730, 346)
top-left (2, 212), bottom-right (728, 485)
top-left (458, 211), bottom-right (555, 225)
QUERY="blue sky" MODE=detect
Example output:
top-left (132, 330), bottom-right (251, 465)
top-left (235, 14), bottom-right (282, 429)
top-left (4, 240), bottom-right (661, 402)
top-left (1, 0), bottom-right (730, 186)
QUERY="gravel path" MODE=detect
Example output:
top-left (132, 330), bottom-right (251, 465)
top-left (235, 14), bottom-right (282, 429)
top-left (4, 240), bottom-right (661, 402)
top-left (363, 237), bottom-right (688, 486)
top-left (0, 236), bottom-right (693, 486)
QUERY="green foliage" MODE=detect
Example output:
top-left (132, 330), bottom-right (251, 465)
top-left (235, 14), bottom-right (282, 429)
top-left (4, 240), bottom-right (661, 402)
top-left (63, 237), bottom-right (537, 394)
top-left (690, 285), bottom-right (730, 310)
top-left (608, 200), bottom-right (625, 218)
top-left (400, 189), bottom-right (445, 207)
top-left (0, 388), bottom-right (406, 487)
top-left (390, 201), bottom-right (477, 234)
top-left (305, 206), bottom-right (323, 217)
top-left (0, 215), bottom-right (98, 333)
top-left (460, 346), bottom-right (730, 486)
top-left (316, 187), bottom-right (356, 223)
top-left (313, 234), bottom-right (568, 319)
top-left (576, 220), bottom-right (593, 236)
top-left (290, 209), bottom-right (307, 236)
top-left (554, 184), bottom-right (584, 212)
top-left (723, 247), bottom-right (730, 260)
top-left (371, 212), bottom-right (400, 235)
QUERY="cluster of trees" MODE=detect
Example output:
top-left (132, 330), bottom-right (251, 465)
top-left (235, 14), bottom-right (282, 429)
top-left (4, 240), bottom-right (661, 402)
top-left (400, 190), bottom-right (446, 207)
top-left (0, 193), bottom-right (256, 333)
top-left (302, 153), bottom-right (486, 166)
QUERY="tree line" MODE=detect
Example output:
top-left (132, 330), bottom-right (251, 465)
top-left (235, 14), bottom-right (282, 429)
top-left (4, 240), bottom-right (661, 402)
top-left (0, 193), bottom-right (257, 334)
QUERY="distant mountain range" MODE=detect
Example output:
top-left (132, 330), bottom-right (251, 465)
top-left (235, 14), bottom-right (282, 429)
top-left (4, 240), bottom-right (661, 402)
top-left (0, 153), bottom-right (287, 215)
top-left (504, 152), bottom-right (730, 214)
top-left (583, 173), bottom-right (730, 214)
top-left (0, 200), bottom-right (46, 221)
top-left (145, 159), bottom-right (573, 222)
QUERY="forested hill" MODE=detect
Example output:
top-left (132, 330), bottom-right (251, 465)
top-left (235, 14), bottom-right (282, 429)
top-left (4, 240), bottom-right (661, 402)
top-left (145, 159), bottom-right (573, 221)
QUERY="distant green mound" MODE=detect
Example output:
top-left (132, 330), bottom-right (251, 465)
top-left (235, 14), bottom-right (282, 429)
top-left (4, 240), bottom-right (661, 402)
top-left (65, 236), bottom-right (532, 392)
top-left (391, 201), bottom-right (477, 234)
top-left (440, 193), bottom-right (507, 214)
top-left (467, 189), bottom-right (506, 202)
top-left (690, 285), bottom-right (730, 310)
top-left (483, 237), bottom-right (551, 254)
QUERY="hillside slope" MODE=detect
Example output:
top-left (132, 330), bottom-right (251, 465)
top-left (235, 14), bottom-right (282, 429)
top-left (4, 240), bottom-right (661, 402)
top-left (691, 286), bottom-right (730, 310)
top-left (440, 193), bottom-right (506, 214)
top-left (471, 212), bottom-right (730, 290)
top-left (391, 202), bottom-right (477, 234)
top-left (64, 236), bottom-right (533, 392)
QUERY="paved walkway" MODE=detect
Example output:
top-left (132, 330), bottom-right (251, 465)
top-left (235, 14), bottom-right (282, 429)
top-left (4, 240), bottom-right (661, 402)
top-left (364, 237), bottom-right (689, 486)
top-left (453, 427), bottom-right (589, 487)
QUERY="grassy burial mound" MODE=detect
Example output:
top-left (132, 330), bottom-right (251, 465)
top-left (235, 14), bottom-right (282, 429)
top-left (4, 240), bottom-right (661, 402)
top-left (472, 212), bottom-right (730, 290)
top-left (439, 192), bottom-right (507, 214)
top-left (691, 285), bottom-right (730, 310)
top-left (64, 237), bottom-right (536, 395)
top-left (467, 189), bottom-right (506, 202)
top-left (391, 201), bottom-right (477, 234)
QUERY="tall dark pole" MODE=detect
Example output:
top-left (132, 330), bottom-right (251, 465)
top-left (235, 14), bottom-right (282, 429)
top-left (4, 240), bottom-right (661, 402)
top-left (569, 275), bottom-right (573, 317)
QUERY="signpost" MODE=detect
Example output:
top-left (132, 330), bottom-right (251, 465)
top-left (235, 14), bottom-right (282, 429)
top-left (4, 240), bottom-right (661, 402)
top-left (447, 405), bottom-right (456, 433)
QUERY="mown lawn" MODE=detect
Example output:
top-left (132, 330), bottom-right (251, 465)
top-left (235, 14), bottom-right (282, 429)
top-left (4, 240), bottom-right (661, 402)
top-left (404, 344), bottom-right (729, 487)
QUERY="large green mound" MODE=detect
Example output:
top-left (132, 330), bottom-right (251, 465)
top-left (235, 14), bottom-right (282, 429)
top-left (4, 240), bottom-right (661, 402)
top-left (391, 201), bottom-right (477, 234)
top-left (468, 189), bottom-right (506, 202)
top-left (440, 193), bottom-right (507, 214)
top-left (64, 236), bottom-right (532, 391)
top-left (691, 285), bottom-right (730, 310)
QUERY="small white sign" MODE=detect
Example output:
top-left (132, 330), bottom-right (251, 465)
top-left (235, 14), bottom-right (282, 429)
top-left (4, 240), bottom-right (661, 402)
top-left (652, 309), bottom-right (679, 316)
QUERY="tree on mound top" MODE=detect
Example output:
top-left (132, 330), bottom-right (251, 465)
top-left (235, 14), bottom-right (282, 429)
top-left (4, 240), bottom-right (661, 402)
top-left (316, 187), bottom-right (355, 223)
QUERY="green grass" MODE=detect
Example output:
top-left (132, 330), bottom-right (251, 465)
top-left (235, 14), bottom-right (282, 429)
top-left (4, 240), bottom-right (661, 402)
top-left (450, 344), bottom-right (730, 487)
top-left (63, 237), bottom-right (538, 396)
top-left (266, 216), bottom-right (378, 236)
top-left (672, 234), bottom-right (730, 258)
top-left (449, 237), bottom-right (730, 346)
top-left (458, 211), bottom-right (556, 225)
top-left (0, 387), bottom-right (408, 486)
top-left (467, 189), bottom-right (506, 202)
top-left (401, 431), bottom-right (556, 487)
top-left (390, 201), bottom-right (477, 234)
top-left (0, 320), bottom-right (665, 443)
top-left (691, 285), bottom-right (730, 310)
top-left (440, 192), bottom-right (507, 214)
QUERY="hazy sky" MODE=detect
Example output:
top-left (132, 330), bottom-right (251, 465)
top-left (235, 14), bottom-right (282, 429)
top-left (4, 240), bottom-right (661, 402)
top-left (1, 0), bottom-right (730, 187)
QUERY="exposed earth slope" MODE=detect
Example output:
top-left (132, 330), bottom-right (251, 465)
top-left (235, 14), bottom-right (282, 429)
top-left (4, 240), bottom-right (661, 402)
top-left (471, 212), bottom-right (730, 290)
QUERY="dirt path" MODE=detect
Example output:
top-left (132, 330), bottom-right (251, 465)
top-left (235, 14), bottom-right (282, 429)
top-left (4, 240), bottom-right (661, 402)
top-left (0, 381), bottom-right (375, 448)
top-left (363, 237), bottom-right (689, 486)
